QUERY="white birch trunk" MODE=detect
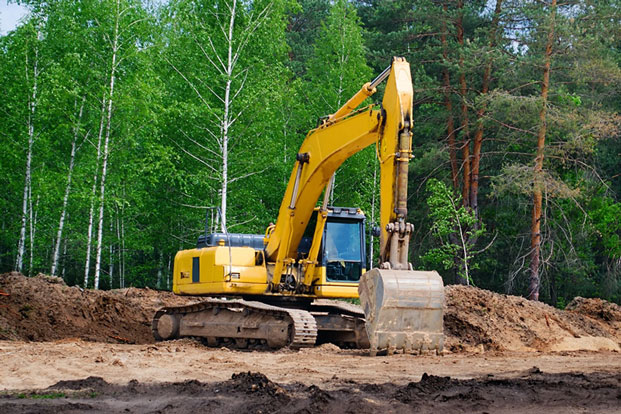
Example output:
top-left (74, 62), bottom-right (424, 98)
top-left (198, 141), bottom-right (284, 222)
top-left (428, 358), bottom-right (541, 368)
top-left (29, 192), bottom-right (39, 276)
top-left (61, 235), bottom-right (68, 280)
top-left (219, 0), bottom-right (237, 233)
top-left (166, 254), bottom-right (172, 290)
top-left (109, 211), bottom-right (114, 287)
top-left (28, 188), bottom-right (33, 276)
top-left (51, 97), bottom-right (85, 276)
top-left (156, 250), bottom-right (163, 289)
top-left (16, 139), bottom-right (32, 274)
top-left (16, 34), bottom-right (39, 273)
top-left (120, 207), bottom-right (125, 288)
top-left (94, 0), bottom-right (120, 290)
top-left (84, 93), bottom-right (107, 287)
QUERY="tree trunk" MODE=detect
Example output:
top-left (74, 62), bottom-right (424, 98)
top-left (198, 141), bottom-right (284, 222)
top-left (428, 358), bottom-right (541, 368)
top-left (109, 211), bottom-right (114, 288)
top-left (219, 0), bottom-right (238, 233)
top-left (456, 0), bottom-right (470, 209)
top-left (17, 133), bottom-right (32, 274)
top-left (442, 2), bottom-right (458, 190)
top-left (119, 200), bottom-right (126, 288)
top-left (94, 0), bottom-right (120, 290)
top-left (28, 189), bottom-right (39, 276)
top-left (84, 92), bottom-right (107, 287)
top-left (529, 0), bottom-right (557, 302)
top-left (61, 234), bottom-right (68, 280)
top-left (51, 96), bottom-right (85, 276)
top-left (16, 35), bottom-right (39, 273)
top-left (166, 254), bottom-right (172, 290)
top-left (157, 250), bottom-right (163, 289)
top-left (116, 207), bottom-right (122, 288)
top-left (470, 0), bottom-right (503, 220)
top-left (454, 0), bottom-right (470, 285)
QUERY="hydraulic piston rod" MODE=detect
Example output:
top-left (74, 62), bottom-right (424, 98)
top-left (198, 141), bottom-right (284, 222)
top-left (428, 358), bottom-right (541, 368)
top-left (325, 63), bottom-right (392, 124)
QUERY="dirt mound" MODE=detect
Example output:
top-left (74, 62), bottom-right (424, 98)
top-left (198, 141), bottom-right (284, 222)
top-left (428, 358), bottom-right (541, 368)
top-left (2, 272), bottom-right (620, 353)
top-left (444, 285), bottom-right (621, 352)
top-left (0, 272), bottom-right (200, 344)
top-left (566, 297), bottom-right (621, 323)
top-left (52, 376), bottom-right (110, 391)
top-left (3, 371), bottom-right (620, 413)
top-left (394, 373), bottom-right (455, 403)
top-left (228, 372), bottom-right (281, 394)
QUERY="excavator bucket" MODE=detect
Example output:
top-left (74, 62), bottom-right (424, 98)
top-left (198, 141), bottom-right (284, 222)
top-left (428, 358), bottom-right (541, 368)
top-left (358, 269), bottom-right (444, 355)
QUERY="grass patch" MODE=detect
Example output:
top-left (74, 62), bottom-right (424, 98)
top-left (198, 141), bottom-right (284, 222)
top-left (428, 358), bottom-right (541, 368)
top-left (16, 392), bottom-right (66, 399)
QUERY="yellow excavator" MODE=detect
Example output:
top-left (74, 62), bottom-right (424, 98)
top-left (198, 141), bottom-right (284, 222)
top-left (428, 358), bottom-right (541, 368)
top-left (152, 57), bottom-right (444, 355)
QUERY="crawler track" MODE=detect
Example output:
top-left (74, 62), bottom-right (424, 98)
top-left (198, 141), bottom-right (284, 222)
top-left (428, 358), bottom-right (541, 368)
top-left (152, 299), bottom-right (317, 349)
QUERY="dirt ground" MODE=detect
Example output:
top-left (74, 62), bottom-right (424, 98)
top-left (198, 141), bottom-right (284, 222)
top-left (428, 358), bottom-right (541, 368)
top-left (1, 340), bottom-right (620, 413)
top-left (1, 272), bottom-right (620, 412)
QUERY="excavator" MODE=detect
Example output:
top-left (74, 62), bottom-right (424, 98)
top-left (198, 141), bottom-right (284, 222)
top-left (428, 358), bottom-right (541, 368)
top-left (152, 57), bottom-right (445, 355)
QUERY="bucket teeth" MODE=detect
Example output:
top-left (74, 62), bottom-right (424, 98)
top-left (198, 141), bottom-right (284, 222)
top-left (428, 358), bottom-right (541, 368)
top-left (359, 268), bottom-right (445, 355)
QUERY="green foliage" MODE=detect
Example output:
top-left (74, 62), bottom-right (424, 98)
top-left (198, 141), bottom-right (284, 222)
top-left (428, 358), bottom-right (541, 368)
top-left (589, 194), bottom-right (621, 259)
top-left (421, 179), bottom-right (485, 284)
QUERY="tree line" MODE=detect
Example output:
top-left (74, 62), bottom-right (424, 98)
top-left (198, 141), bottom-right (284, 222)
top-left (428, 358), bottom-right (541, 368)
top-left (1, 0), bottom-right (619, 306)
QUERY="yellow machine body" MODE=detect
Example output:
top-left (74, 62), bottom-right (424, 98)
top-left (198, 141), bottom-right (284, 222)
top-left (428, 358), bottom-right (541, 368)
top-left (173, 245), bottom-right (360, 299)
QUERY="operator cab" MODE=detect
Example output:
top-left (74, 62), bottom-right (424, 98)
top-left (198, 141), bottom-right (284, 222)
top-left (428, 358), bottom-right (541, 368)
top-left (298, 207), bottom-right (367, 282)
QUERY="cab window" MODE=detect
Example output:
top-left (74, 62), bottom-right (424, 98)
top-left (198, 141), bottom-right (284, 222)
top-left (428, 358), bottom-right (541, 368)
top-left (324, 220), bottom-right (363, 282)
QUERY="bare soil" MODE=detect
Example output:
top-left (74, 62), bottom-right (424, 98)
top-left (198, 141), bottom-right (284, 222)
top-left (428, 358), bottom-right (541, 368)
top-left (1, 368), bottom-right (620, 414)
top-left (1, 272), bottom-right (620, 412)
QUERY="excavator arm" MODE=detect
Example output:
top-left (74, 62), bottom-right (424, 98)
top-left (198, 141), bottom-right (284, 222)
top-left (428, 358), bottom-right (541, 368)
top-left (265, 57), bottom-right (416, 285)
top-left (264, 108), bottom-right (380, 286)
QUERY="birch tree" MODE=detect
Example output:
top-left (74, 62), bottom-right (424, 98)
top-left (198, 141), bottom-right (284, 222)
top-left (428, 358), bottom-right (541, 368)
top-left (83, 93), bottom-right (106, 287)
top-left (87, 0), bottom-right (149, 289)
top-left (51, 96), bottom-right (86, 276)
top-left (162, 0), bottom-right (294, 233)
top-left (15, 23), bottom-right (42, 274)
top-left (93, 0), bottom-right (122, 290)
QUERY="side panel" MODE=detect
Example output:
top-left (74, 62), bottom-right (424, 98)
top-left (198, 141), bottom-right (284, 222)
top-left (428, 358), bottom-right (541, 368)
top-left (173, 246), bottom-right (269, 295)
top-left (173, 247), bottom-right (363, 299)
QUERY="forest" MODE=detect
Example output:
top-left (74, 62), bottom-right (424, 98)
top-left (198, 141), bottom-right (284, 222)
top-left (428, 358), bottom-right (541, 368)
top-left (0, 0), bottom-right (619, 306)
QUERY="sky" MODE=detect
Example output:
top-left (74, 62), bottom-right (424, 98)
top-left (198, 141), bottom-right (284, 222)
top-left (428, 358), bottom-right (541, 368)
top-left (0, 1), bottom-right (28, 35)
